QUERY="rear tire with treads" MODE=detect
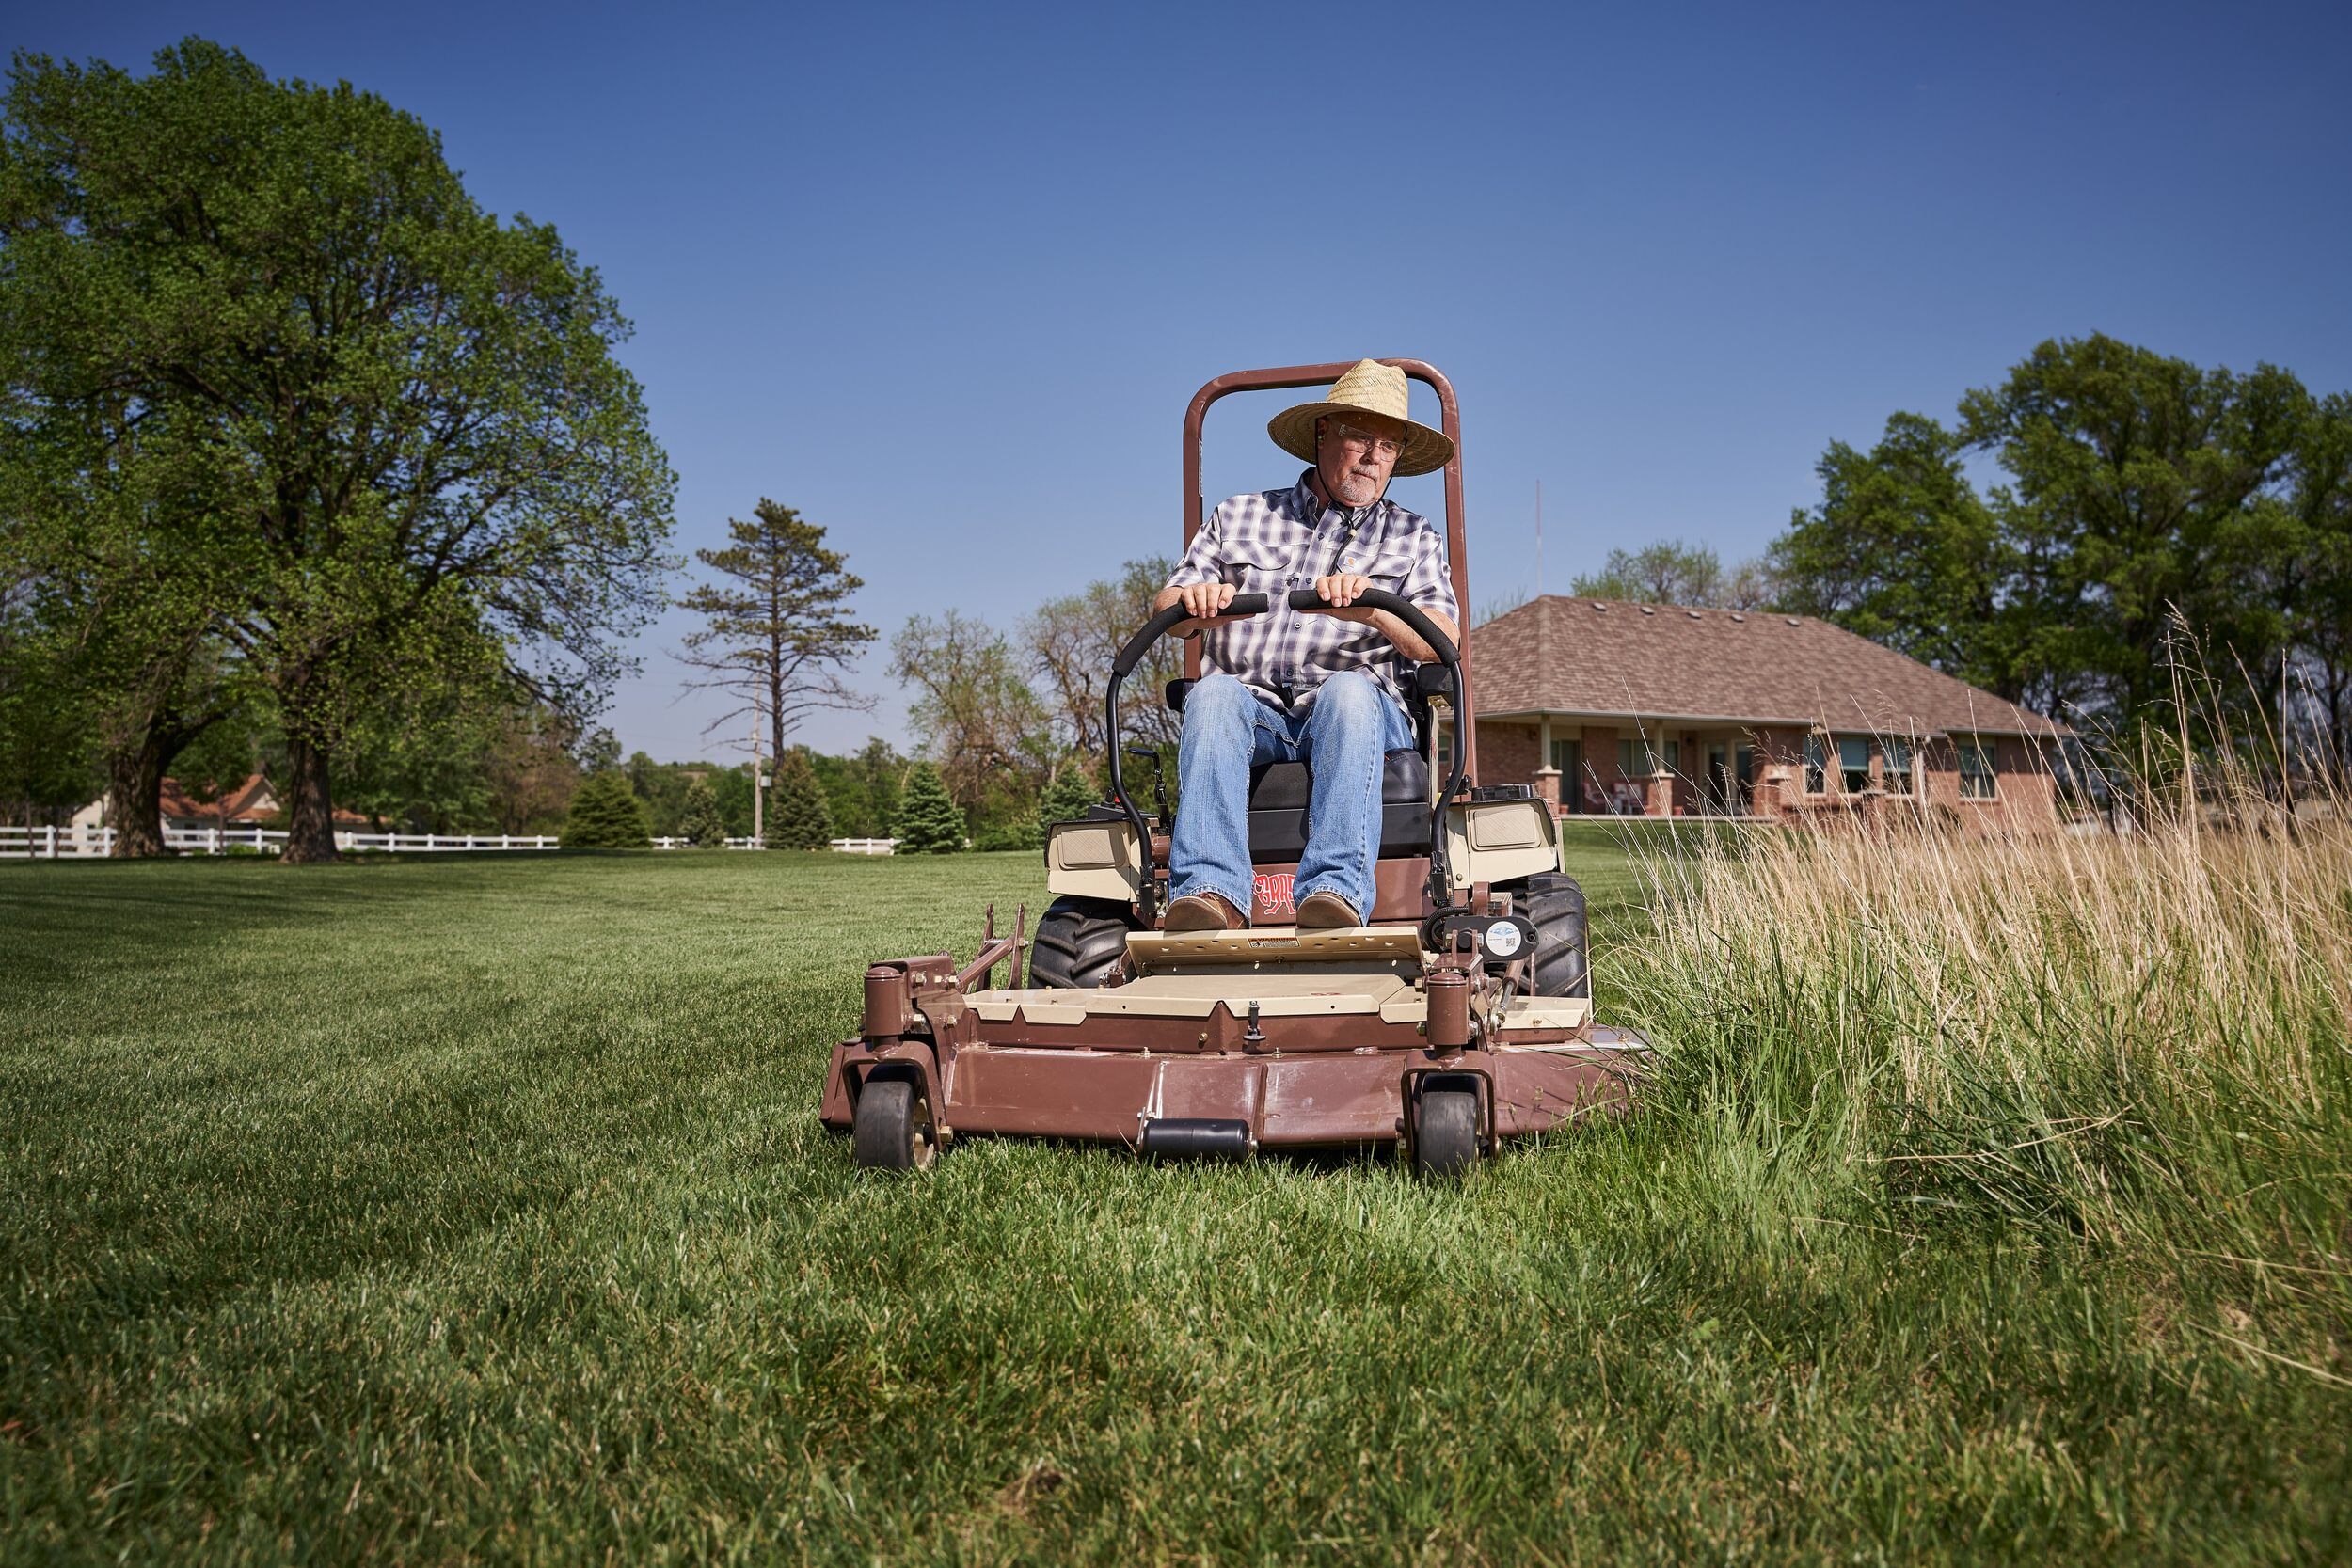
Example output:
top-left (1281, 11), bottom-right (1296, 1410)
top-left (1516, 873), bottom-right (1589, 999)
top-left (1027, 895), bottom-right (1136, 990)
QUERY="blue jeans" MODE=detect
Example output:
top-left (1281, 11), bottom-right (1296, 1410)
top-left (1168, 670), bottom-right (1415, 921)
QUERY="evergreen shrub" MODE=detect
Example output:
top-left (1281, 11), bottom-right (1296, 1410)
top-left (1035, 768), bottom-right (1102, 844)
top-left (561, 771), bottom-right (652, 849)
top-left (894, 762), bottom-right (964, 854)
top-left (676, 776), bottom-right (728, 847)
top-left (766, 751), bottom-right (834, 850)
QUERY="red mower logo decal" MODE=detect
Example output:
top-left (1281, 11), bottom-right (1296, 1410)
top-left (1253, 872), bottom-right (1295, 917)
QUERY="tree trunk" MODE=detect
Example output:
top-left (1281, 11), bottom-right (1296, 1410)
top-left (282, 733), bottom-right (340, 863)
top-left (105, 733), bottom-right (172, 858)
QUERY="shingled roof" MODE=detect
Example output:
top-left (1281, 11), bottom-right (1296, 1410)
top-left (1470, 597), bottom-right (2065, 738)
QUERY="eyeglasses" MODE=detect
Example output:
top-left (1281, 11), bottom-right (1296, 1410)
top-left (1327, 420), bottom-right (1403, 460)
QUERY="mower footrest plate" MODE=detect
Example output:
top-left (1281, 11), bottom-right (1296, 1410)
top-left (1126, 923), bottom-right (1422, 972)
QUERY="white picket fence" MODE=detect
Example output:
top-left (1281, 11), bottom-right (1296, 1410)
top-left (3, 825), bottom-right (901, 859)
top-left (647, 837), bottom-right (899, 853)
top-left (1, 825), bottom-right (561, 858)
top-left (829, 837), bottom-right (899, 855)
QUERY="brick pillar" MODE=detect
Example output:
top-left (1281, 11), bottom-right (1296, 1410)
top-left (1533, 766), bottom-right (1561, 814)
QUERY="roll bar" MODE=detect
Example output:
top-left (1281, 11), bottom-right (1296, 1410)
top-left (1102, 588), bottom-right (1466, 924)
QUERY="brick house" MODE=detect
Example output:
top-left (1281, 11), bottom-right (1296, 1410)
top-left (1456, 597), bottom-right (2071, 832)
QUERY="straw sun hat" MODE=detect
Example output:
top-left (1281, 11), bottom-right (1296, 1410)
top-left (1265, 359), bottom-right (1455, 478)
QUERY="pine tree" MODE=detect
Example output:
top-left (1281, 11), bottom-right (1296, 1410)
top-left (1035, 766), bottom-right (1102, 843)
top-left (765, 749), bottom-right (833, 850)
top-left (561, 769), bottom-right (652, 849)
top-left (894, 761), bottom-right (965, 854)
top-left (676, 775), bottom-right (728, 847)
top-left (678, 500), bottom-right (876, 762)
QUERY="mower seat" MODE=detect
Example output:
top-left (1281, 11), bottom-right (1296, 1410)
top-left (1248, 750), bottom-right (1430, 811)
top-left (1246, 748), bottom-right (1434, 858)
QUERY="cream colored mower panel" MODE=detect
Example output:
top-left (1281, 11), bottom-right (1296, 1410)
top-left (1444, 798), bottom-right (1561, 885)
top-left (1045, 817), bottom-right (1142, 901)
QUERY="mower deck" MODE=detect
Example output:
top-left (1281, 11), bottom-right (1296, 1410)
top-left (819, 923), bottom-right (1650, 1156)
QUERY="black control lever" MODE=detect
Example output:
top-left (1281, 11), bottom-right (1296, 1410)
top-left (1104, 591), bottom-right (1270, 922)
top-left (1124, 745), bottom-right (1168, 826)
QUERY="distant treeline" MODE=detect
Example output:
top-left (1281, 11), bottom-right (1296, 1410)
top-left (613, 743), bottom-right (907, 843)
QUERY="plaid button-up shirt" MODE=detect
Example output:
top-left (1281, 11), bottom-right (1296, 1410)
top-left (1166, 469), bottom-right (1457, 715)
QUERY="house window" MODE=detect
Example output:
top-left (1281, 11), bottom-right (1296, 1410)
top-left (1804, 734), bottom-right (1827, 795)
top-left (1838, 736), bottom-right (1870, 794)
top-left (1884, 737), bottom-right (1915, 796)
top-left (1960, 738), bottom-right (1996, 800)
top-left (1615, 737), bottom-right (1676, 776)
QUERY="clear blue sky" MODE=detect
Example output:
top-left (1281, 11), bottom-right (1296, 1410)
top-left (15, 1), bottom-right (2352, 760)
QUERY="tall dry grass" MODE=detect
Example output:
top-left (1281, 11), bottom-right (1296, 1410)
top-left (1619, 748), bottom-right (2350, 1291)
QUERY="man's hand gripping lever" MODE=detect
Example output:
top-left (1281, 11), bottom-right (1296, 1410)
top-left (1170, 579), bottom-right (1259, 637)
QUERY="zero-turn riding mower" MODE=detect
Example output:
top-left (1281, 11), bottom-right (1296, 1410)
top-left (821, 359), bottom-right (1650, 1175)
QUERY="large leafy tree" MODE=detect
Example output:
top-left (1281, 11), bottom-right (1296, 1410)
top-left (676, 499), bottom-right (874, 764)
top-left (1957, 334), bottom-right (2308, 721)
top-left (1770, 414), bottom-right (2014, 696)
top-left (0, 40), bottom-right (674, 862)
top-left (1772, 337), bottom-right (2328, 743)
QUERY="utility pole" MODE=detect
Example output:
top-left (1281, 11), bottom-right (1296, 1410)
top-left (750, 708), bottom-right (765, 845)
top-left (1535, 480), bottom-right (1543, 597)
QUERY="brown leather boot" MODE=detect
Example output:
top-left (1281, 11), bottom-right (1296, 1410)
top-left (1294, 890), bottom-right (1362, 929)
top-left (1163, 892), bottom-right (1245, 932)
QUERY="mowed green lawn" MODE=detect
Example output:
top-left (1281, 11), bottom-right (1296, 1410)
top-left (1, 839), bottom-right (2342, 1563)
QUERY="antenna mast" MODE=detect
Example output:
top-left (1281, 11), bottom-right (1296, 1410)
top-left (1535, 480), bottom-right (1543, 596)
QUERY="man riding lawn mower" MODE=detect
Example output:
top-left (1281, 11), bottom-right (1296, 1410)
top-left (821, 359), bottom-right (1651, 1175)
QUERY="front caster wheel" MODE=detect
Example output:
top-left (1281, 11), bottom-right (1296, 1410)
top-left (853, 1076), bottom-right (937, 1171)
top-left (1411, 1082), bottom-right (1482, 1178)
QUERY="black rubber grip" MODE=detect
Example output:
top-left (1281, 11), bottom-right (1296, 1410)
top-left (1109, 593), bottom-right (1269, 679)
top-left (1285, 586), bottom-right (1458, 665)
